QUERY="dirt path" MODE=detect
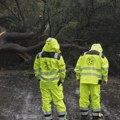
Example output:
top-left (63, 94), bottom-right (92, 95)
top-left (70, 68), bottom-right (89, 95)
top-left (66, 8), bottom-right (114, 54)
top-left (0, 71), bottom-right (120, 120)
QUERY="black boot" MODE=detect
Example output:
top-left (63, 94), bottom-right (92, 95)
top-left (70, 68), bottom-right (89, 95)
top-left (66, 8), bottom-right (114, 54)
top-left (81, 115), bottom-right (88, 120)
top-left (92, 116), bottom-right (104, 120)
top-left (92, 116), bottom-right (99, 120)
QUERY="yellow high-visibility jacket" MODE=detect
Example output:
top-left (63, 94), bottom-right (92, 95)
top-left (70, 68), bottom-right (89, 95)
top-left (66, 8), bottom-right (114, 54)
top-left (74, 44), bottom-right (109, 84)
top-left (33, 38), bottom-right (66, 83)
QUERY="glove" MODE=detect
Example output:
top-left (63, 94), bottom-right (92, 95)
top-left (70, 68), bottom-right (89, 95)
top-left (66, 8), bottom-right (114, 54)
top-left (58, 79), bottom-right (62, 86)
top-left (98, 80), bottom-right (107, 85)
top-left (102, 81), bottom-right (107, 86)
top-left (98, 80), bottom-right (102, 85)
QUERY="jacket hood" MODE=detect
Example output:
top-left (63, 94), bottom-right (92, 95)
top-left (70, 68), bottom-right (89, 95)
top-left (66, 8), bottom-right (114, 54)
top-left (90, 43), bottom-right (103, 53)
top-left (42, 37), bottom-right (61, 53)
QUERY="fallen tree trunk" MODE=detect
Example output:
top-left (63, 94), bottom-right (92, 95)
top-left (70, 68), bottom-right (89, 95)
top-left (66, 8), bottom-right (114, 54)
top-left (0, 32), bottom-right (45, 61)
top-left (0, 32), bottom-right (88, 62)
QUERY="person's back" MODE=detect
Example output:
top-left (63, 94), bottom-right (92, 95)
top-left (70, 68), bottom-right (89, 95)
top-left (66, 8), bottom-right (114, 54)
top-left (78, 50), bottom-right (107, 84)
top-left (74, 43), bottom-right (109, 120)
top-left (34, 38), bottom-right (67, 120)
top-left (36, 51), bottom-right (61, 83)
top-left (75, 44), bottom-right (108, 84)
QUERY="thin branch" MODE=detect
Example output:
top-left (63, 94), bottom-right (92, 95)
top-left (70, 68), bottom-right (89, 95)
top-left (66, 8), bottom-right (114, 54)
top-left (63, 38), bottom-right (89, 43)
top-left (5, 32), bottom-right (34, 40)
top-left (16, 52), bottom-right (31, 62)
top-left (0, 1), bottom-right (20, 21)
top-left (14, 0), bottom-right (24, 21)
top-left (61, 43), bottom-right (88, 51)
top-left (54, 17), bottom-right (73, 37)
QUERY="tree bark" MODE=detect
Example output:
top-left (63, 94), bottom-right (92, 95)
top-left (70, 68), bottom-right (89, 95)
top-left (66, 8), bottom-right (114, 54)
top-left (0, 32), bottom-right (88, 62)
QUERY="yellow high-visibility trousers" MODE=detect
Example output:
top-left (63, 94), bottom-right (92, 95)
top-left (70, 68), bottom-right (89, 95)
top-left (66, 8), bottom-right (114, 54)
top-left (79, 84), bottom-right (101, 110)
top-left (40, 80), bottom-right (66, 119)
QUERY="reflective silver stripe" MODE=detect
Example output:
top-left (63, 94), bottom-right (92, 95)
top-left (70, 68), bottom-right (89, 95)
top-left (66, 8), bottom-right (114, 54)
top-left (59, 69), bottom-right (66, 73)
top-left (99, 52), bottom-right (102, 57)
top-left (103, 75), bottom-right (107, 80)
top-left (81, 111), bottom-right (88, 115)
top-left (75, 66), bottom-right (81, 70)
top-left (75, 66), bottom-right (102, 72)
top-left (40, 71), bottom-right (59, 75)
top-left (84, 52), bottom-right (87, 55)
top-left (45, 115), bottom-right (52, 120)
top-left (81, 73), bottom-right (101, 78)
top-left (92, 112), bottom-right (99, 116)
top-left (40, 76), bottom-right (60, 81)
top-left (58, 112), bottom-right (66, 120)
top-left (102, 67), bottom-right (108, 71)
top-left (38, 52), bottom-right (43, 58)
top-left (44, 111), bottom-right (53, 120)
top-left (93, 109), bottom-right (101, 112)
top-left (103, 75), bottom-right (107, 78)
top-left (80, 107), bottom-right (88, 115)
top-left (35, 69), bottom-right (66, 75)
top-left (92, 109), bottom-right (101, 117)
top-left (58, 112), bottom-right (66, 115)
top-left (34, 69), bottom-right (40, 73)
top-left (80, 107), bottom-right (89, 110)
top-left (54, 53), bottom-right (59, 59)
top-left (82, 67), bottom-right (101, 72)
top-left (35, 70), bottom-right (60, 76)
top-left (44, 111), bottom-right (52, 115)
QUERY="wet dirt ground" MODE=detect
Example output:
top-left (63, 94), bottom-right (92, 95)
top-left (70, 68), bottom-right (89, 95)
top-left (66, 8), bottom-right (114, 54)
top-left (0, 70), bottom-right (120, 120)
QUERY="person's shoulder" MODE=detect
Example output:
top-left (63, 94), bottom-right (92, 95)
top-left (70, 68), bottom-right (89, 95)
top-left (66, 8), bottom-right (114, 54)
top-left (36, 51), bottom-right (43, 58)
top-left (54, 52), bottom-right (61, 60)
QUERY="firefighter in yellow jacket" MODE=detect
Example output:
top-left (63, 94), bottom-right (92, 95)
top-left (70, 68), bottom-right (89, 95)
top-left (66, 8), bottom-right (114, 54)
top-left (74, 43), bottom-right (109, 120)
top-left (33, 37), bottom-right (67, 120)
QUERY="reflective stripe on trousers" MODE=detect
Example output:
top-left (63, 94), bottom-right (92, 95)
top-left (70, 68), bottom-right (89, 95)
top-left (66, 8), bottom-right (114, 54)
top-left (44, 112), bottom-right (53, 120)
top-left (80, 84), bottom-right (101, 110)
top-left (80, 107), bottom-right (89, 116)
top-left (34, 69), bottom-right (66, 76)
top-left (92, 109), bottom-right (101, 117)
top-left (58, 112), bottom-right (67, 120)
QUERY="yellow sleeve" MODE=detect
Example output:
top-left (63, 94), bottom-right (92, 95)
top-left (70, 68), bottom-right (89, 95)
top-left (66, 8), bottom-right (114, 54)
top-left (102, 57), bottom-right (109, 82)
top-left (33, 56), bottom-right (41, 79)
top-left (74, 56), bottom-right (82, 80)
top-left (58, 56), bottom-right (66, 82)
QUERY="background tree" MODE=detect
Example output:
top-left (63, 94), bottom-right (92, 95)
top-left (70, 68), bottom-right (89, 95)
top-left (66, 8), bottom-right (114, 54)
top-left (0, 0), bottom-right (120, 76)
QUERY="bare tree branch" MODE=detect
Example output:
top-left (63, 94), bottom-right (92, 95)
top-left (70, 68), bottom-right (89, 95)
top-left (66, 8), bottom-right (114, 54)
top-left (0, 32), bottom-right (88, 63)
top-left (16, 52), bottom-right (31, 62)
top-left (0, 32), bottom-right (45, 61)
top-left (14, 0), bottom-right (24, 21)
top-left (54, 17), bottom-right (73, 37)
top-left (0, 1), bottom-right (20, 21)
top-left (61, 43), bottom-right (88, 51)
top-left (5, 32), bottom-right (34, 40)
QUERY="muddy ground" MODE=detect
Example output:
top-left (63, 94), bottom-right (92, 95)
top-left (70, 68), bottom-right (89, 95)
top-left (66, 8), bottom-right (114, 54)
top-left (0, 70), bottom-right (120, 120)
